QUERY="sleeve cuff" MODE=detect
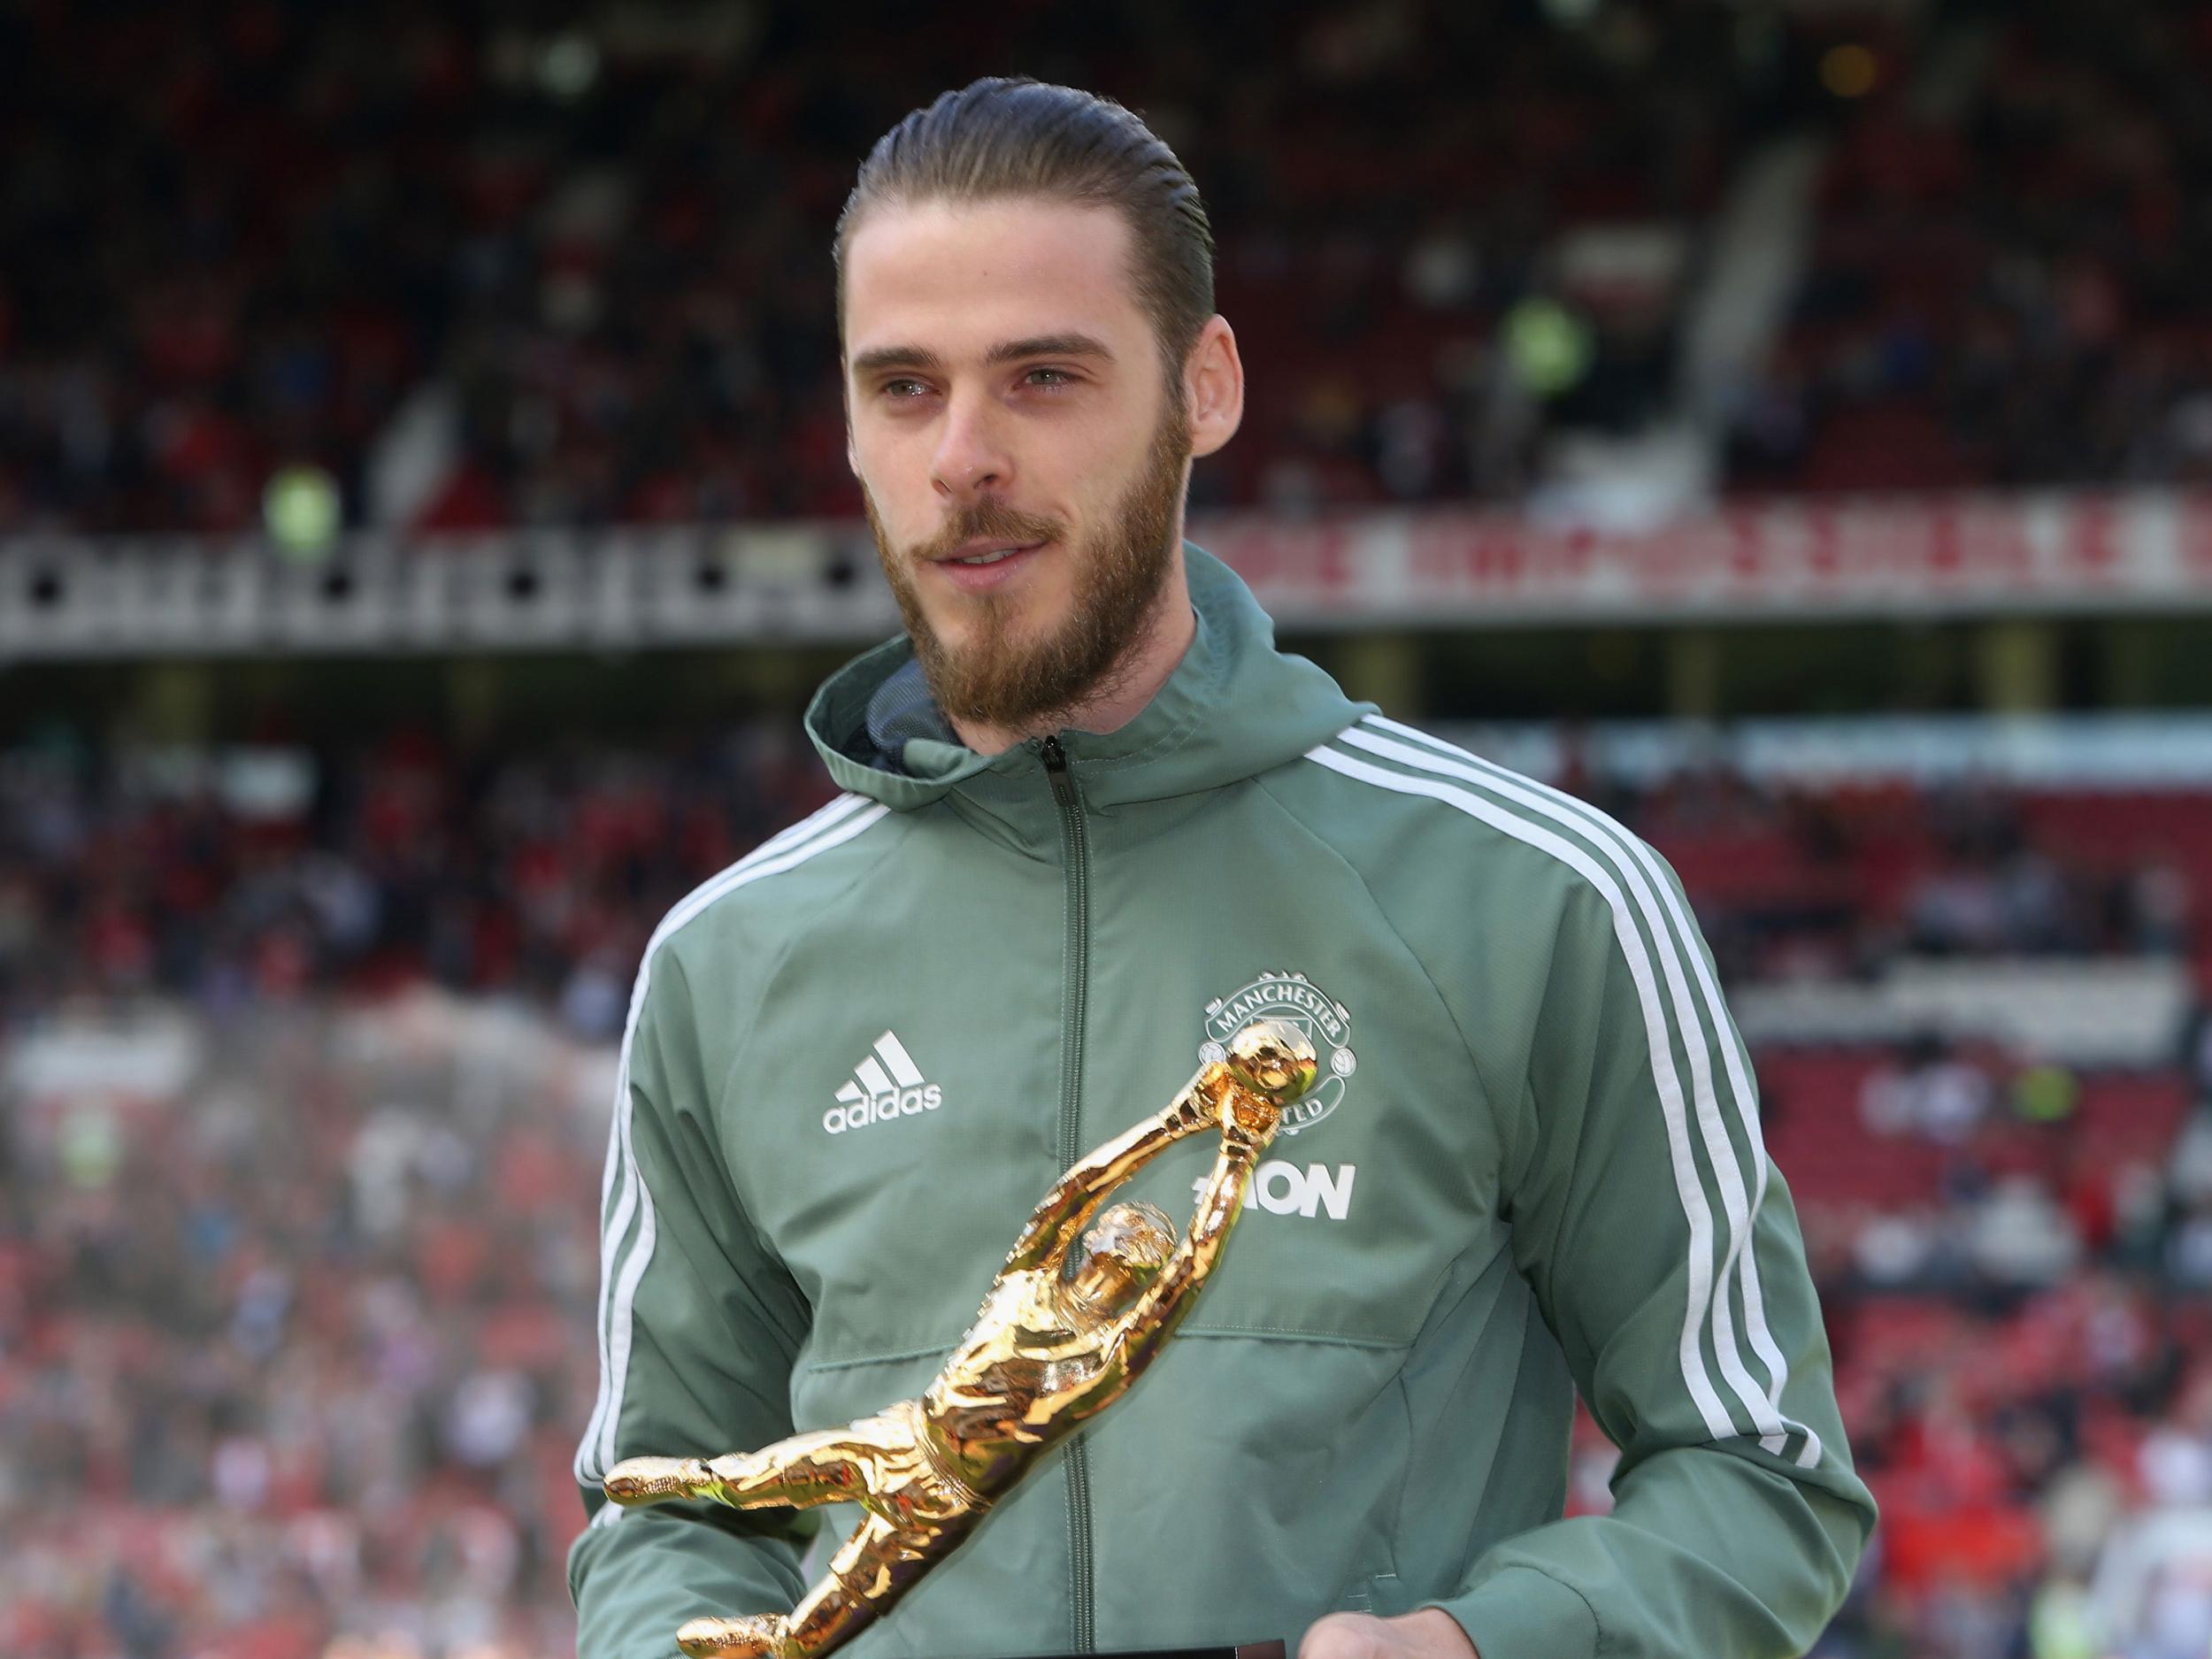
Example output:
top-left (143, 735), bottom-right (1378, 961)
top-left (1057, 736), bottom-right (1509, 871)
top-left (1426, 1564), bottom-right (1601, 1659)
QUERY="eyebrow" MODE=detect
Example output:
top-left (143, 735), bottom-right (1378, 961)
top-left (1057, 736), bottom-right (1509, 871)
top-left (849, 332), bottom-right (1118, 380)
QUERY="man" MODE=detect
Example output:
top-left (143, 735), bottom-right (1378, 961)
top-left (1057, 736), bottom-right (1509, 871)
top-left (569, 77), bottom-right (1875, 1659)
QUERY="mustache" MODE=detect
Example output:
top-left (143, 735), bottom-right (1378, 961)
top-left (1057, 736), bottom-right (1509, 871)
top-left (912, 503), bottom-right (1063, 563)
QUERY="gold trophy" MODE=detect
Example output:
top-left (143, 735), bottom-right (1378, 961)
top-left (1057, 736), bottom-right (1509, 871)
top-left (603, 1018), bottom-right (1317, 1659)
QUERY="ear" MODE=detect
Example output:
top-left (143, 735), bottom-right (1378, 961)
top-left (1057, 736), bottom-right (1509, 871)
top-left (1183, 315), bottom-right (1244, 460)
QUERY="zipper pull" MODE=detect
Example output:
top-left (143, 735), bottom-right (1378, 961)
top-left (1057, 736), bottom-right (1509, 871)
top-left (1041, 735), bottom-right (1068, 773)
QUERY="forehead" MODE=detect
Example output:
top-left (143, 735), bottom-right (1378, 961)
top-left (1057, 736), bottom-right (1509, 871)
top-left (841, 196), bottom-right (1148, 365)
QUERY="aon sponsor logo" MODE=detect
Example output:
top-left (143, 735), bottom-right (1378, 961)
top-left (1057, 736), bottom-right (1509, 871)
top-left (1198, 1161), bottom-right (1356, 1221)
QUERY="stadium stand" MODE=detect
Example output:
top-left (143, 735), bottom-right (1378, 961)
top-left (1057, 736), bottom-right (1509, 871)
top-left (0, 990), bottom-right (610, 1659)
top-left (0, 1), bottom-right (1745, 535)
top-left (1740, 1), bottom-right (2212, 495)
top-left (11, 1), bottom-right (2211, 542)
top-left (4, 720), bottom-right (2211, 1658)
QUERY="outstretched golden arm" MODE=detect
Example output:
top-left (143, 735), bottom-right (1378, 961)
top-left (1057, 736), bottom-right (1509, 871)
top-left (998, 1064), bottom-right (1220, 1278)
top-left (1072, 1019), bottom-right (1317, 1394)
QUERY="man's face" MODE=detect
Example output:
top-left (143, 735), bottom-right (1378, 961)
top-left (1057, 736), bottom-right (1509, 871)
top-left (841, 197), bottom-right (1190, 731)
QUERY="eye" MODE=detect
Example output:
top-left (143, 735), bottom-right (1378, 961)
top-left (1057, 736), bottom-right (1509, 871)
top-left (878, 377), bottom-right (931, 400)
top-left (1024, 366), bottom-right (1078, 388)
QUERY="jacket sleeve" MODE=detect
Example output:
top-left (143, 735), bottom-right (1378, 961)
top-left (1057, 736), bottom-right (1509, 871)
top-left (1432, 864), bottom-right (1877, 1659)
top-left (568, 947), bottom-right (818, 1657)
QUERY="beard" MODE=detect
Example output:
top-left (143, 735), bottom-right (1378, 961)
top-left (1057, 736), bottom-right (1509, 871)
top-left (863, 396), bottom-right (1190, 733)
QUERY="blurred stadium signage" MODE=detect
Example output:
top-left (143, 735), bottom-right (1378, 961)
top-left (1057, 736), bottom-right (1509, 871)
top-left (1199, 490), bottom-right (2212, 627)
top-left (6, 492), bottom-right (2212, 657)
top-left (1731, 957), bottom-right (2193, 1069)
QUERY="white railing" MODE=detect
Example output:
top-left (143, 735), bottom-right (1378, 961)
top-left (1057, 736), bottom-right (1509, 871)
top-left (5, 492), bottom-right (2212, 657)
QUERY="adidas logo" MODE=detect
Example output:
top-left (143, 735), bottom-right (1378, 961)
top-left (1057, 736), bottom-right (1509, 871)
top-left (824, 1031), bottom-right (944, 1135)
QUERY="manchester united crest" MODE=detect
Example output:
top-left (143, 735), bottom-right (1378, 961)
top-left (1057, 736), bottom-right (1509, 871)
top-left (1199, 971), bottom-right (1356, 1137)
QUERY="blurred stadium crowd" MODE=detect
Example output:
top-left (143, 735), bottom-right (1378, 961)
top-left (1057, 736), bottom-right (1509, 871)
top-left (1735, 3), bottom-right (2212, 494)
top-left (2, 724), bottom-right (2211, 1659)
top-left (9, 0), bottom-right (2212, 539)
top-left (0, 985), bottom-right (612, 1659)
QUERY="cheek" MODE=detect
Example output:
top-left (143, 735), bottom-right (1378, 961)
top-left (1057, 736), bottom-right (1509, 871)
top-left (854, 431), bottom-right (929, 511)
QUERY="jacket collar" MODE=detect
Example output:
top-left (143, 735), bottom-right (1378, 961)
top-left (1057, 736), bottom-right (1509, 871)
top-left (805, 545), bottom-right (1365, 829)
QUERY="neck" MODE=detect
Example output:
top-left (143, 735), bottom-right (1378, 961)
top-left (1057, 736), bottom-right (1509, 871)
top-left (950, 541), bottom-right (1197, 757)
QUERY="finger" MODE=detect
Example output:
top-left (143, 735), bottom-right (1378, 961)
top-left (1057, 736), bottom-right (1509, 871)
top-left (676, 1613), bottom-right (784, 1657)
top-left (603, 1455), bottom-right (714, 1506)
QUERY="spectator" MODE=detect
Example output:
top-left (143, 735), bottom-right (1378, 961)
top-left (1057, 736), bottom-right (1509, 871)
top-left (1863, 1033), bottom-right (1995, 1145)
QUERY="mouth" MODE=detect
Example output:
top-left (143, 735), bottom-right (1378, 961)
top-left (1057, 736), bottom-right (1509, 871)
top-left (928, 539), bottom-right (1048, 594)
top-left (933, 537), bottom-right (1048, 565)
top-left (945, 542), bottom-right (1041, 566)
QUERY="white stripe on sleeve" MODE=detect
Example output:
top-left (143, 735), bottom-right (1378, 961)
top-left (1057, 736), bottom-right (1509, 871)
top-left (1361, 716), bottom-right (1824, 1466)
top-left (1307, 741), bottom-right (1743, 1445)
top-left (575, 794), bottom-right (888, 1485)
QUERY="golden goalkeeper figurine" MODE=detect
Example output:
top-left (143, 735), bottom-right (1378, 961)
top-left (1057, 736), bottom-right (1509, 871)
top-left (603, 1018), bottom-right (1317, 1658)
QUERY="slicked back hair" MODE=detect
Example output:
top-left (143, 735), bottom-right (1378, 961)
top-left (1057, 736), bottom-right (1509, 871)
top-left (834, 77), bottom-right (1216, 388)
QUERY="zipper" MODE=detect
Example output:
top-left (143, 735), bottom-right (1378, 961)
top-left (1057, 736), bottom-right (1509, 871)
top-left (1039, 733), bottom-right (1095, 1653)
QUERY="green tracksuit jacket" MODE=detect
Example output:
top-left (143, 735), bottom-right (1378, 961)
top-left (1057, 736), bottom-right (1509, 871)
top-left (568, 547), bottom-right (1875, 1658)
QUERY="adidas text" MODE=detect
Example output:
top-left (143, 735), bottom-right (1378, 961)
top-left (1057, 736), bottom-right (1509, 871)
top-left (826, 1031), bottom-right (943, 1135)
top-left (824, 1083), bottom-right (941, 1134)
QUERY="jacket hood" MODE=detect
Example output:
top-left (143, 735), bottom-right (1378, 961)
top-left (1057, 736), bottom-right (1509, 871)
top-left (804, 544), bottom-right (1366, 813)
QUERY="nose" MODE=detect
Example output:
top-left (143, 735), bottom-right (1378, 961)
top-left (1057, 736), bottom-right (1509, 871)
top-left (930, 388), bottom-right (1014, 503)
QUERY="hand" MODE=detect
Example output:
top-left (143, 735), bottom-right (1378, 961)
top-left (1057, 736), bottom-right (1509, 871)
top-left (1219, 1085), bottom-right (1280, 1153)
top-left (603, 1454), bottom-right (716, 1505)
top-left (1166, 1087), bottom-right (1216, 1137)
top-left (1300, 1609), bottom-right (1479, 1659)
top-left (675, 1612), bottom-right (787, 1657)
